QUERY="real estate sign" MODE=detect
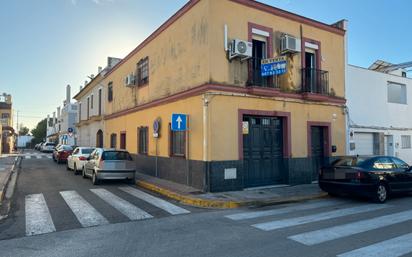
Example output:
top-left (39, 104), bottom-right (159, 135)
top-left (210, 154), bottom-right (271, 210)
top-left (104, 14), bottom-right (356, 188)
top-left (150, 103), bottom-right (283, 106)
top-left (261, 56), bottom-right (287, 77)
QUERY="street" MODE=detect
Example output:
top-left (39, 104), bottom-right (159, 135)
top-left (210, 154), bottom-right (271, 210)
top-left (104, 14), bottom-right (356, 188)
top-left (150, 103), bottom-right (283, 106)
top-left (0, 152), bottom-right (411, 256)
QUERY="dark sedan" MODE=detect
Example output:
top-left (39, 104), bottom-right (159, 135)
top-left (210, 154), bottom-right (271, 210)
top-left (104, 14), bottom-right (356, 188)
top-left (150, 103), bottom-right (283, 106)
top-left (319, 156), bottom-right (412, 203)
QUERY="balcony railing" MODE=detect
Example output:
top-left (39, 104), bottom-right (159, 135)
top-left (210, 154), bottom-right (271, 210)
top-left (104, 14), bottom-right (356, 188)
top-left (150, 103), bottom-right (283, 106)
top-left (247, 58), bottom-right (280, 89)
top-left (301, 68), bottom-right (329, 95)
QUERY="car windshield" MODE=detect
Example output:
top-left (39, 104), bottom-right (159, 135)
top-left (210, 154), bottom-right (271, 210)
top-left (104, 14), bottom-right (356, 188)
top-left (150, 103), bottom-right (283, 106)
top-left (82, 148), bottom-right (94, 154)
top-left (102, 151), bottom-right (132, 161)
top-left (332, 157), bottom-right (367, 167)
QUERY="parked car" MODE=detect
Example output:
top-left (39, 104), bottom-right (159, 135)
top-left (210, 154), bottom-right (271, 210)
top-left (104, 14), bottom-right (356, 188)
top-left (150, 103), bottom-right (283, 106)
top-left (319, 156), bottom-right (412, 203)
top-left (41, 142), bottom-right (56, 153)
top-left (82, 148), bottom-right (135, 185)
top-left (53, 145), bottom-right (73, 164)
top-left (67, 147), bottom-right (95, 174)
top-left (52, 144), bottom-right (63, 161)
top-left (36, 142), bottom-right (45, 151)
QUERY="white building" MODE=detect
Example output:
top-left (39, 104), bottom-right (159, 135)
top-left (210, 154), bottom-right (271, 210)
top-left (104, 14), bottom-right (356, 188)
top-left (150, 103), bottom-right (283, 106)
top-left (46, 85), bottom-right (78, 145)
top-left (74, 57), bottom-right (121, 147)
top-left (346, 61), bottom-right (412, 163)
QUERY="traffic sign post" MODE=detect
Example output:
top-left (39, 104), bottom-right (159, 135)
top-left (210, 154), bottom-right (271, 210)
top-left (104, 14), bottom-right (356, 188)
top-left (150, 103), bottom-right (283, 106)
top-left (171, 113), bottom-right (187, 131)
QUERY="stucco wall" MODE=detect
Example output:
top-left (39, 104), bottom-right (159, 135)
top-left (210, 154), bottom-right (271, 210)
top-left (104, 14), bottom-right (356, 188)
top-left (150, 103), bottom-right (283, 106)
top-left (208, 0), bottom-right (345, 97)
top-left (208, 94), bottom-right (346, 160)
top-left (104, 0), bottom-right (211, 116)
top-left (347, 65), bottom-right (412, 128)
top-left (105, 95), bottom-right (204, 160)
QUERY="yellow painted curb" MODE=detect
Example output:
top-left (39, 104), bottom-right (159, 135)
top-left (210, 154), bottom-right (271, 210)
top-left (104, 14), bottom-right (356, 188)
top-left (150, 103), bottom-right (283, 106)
top-left (136, 180), bottom-right (244, 209)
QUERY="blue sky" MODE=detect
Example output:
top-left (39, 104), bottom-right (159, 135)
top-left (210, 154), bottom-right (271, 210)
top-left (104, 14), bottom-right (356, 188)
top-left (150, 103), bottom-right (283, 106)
top-left (1, 0), bottom-right (410, 130)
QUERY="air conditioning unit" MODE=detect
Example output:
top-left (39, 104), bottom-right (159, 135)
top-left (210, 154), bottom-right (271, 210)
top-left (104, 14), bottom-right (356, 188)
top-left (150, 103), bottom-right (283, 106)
top-left (124, 74), bottom-right (135, 87)
top-left (230, 39), bottom-right (252, 60)
top-left (280, 35), bottom-right (301, 54)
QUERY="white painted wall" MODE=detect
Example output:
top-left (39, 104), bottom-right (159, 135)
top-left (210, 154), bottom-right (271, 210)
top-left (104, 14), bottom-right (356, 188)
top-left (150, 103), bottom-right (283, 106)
top-left (347, 65), bottom-right (412, 164)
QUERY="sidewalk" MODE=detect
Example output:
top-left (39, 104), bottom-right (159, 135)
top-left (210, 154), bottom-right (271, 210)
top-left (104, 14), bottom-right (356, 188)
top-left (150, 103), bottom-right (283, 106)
top-left (0, 155), bottom-right (18, 201)
top-left (135, 173), bottom-right (328, 209)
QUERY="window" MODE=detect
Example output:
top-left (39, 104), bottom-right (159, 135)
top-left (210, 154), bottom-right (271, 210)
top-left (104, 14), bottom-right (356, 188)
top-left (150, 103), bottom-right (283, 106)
top-left (110, 133), bottom-right (117, 148)
top-left (402, 71), bottom-right (407, 78)
top-left (120, 132), bottom-right (126, 150)
top-left (373, 157), bottom-right (395, 170)
top-left (102, 151), bottom-right (132, 161)
top-left (108, 82), bottom-right (113, 102)
top-left (392, 157), bottom-right (409, 169)
top-left (87, 97), bottom-right (90, 119)
top-left (137, 57), bottom-right (149, 86)
top-left (98, 88), bottom-right (102, 116)
top-left (1, 113), bottom-right (10, 119)
top-left (91, 95), bottom-right (94, 109)
top-left (388, 82), bottom-right (407, 104)
top-left (170, 125), bottom-right (185, 157)
top-left (138, 127), bottom-right (148, 154)
top-left (401, 135), bottom-right (411, 149)
top-left (79, 103), bottom-right (82, 121)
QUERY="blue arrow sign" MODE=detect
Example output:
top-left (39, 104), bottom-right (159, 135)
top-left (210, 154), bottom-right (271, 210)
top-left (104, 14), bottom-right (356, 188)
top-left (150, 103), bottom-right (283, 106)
top-left (171, 113), bottom-right (187, 131)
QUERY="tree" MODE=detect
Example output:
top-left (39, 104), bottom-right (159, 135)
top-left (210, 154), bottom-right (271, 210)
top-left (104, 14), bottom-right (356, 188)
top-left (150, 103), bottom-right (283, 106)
top-left (18, 126), bottom-right (30, 136)
top-left (31, 118), bottom-right (47, 144)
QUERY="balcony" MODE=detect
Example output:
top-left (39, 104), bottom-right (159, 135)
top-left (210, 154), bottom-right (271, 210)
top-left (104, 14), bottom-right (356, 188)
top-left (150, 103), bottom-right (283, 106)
top-left (301, 68), bottom-right (329, 95)
top-left (247, 58), bottom-right (280, 89)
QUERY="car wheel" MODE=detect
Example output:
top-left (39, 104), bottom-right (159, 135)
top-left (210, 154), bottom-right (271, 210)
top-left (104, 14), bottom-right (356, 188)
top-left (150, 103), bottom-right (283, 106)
top-left (73, 164), bottom-right (78, 175)
top-left (66, 164), bottom-right (70, 171)
top-left (374, 183), bottom-right (388, 203)
top-left (82, 167), bottom-right (87, 179)
top-left (92, 172), bottom-right (99, 185)
top-left (57, 159), bottom-right (61, 164)
top-left (328, 192), bottom-right (339, 197)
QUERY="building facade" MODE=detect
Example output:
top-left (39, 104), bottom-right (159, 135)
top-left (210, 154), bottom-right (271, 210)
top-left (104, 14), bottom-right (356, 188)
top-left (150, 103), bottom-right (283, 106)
top-left (347, 64), bottom-right (412, 164)
top-left (0, 93), bottom-right (15, 154)
top-left (74, 57), bottom-right (121, 148)
top-left (99, 0), bottom-right (346, 192)
top-left (46, 85), bottom-right (78, 145)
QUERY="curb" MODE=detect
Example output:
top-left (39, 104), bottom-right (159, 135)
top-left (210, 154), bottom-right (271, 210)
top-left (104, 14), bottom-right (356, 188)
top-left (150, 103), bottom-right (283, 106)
top-left (137, 180), bottom-right (328, 209)
top-left (0, 157), bottom-right (19, 202)
top-left (136, 180), bottom-right (244, 209)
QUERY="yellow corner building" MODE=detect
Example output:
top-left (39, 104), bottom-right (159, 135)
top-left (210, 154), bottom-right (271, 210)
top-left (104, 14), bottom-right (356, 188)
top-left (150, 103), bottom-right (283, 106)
top-left (93, 0), bottom-right (347, 192)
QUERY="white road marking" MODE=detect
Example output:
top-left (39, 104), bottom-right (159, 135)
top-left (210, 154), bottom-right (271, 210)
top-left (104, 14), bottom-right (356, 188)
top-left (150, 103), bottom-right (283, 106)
top-left (60, 191), bottom-right (109, 227)
top-left (90, 189), bottom-right (153, 220)
top-left (119, 187), bottom-right (190, 215)
top-left (36, 155), bottom-right (42, 159)
top-left (25, 156), bottom-right (31, 159)
top-left (46, 155), bottom-right (52, 159)
top-left (337, 232), bottom-right (412, 257)
top-left (225, 200), bottom-right (342, 221)
top-left (25, 194), bottom-right (56, 236)
top-left (252, 204), bottom-right (388, 231)
top-left (289, 209), bottom-right (412, 245)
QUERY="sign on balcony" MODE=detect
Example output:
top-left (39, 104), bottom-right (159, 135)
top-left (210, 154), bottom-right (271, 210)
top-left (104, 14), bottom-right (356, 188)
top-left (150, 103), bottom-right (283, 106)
top-left (261, 56), bottom-right (287, 77)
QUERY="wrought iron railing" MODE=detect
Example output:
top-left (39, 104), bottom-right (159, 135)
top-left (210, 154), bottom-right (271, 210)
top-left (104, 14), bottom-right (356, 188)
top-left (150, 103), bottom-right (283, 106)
top-left (301, 68), bottom-right (329, 95)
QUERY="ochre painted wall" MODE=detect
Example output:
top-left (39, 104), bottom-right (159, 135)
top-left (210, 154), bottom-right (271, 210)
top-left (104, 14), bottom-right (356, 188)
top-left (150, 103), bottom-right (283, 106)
top-left (208, 0), bottom-right (345, 97)
top-left (104, 0), bottom-right (211, 116)
top-left (104, 95), bottom-right (204, 160)
top-left (208, 94), bottom-right (346, 161)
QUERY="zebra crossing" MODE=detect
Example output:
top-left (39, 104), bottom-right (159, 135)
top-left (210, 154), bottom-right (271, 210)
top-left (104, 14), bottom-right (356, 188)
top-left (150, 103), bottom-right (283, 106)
top-left (225, 199), bottom-right (412, 257)
top-left (24, 187), bottom-right (190, 237)
top-left (21, 153), bottom-right (52, 159)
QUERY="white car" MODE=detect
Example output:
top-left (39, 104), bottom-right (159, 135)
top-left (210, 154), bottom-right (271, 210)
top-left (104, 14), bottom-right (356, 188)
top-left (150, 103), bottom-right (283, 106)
top-left (67, 147), bottom-right (95, 174)
top-left (41, 142), bottom-right (56, 153)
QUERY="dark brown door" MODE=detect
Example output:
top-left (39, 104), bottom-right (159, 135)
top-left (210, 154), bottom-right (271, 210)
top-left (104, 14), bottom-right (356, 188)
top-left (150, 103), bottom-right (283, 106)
top-left (311, 126), bottom-right (326, 181)
top-left (243, 116), bottom-right (283, 187)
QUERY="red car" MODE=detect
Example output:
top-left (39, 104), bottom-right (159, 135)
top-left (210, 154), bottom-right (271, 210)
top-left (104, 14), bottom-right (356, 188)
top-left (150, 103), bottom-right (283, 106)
top-left (54, 145), bottom-right (74, 164)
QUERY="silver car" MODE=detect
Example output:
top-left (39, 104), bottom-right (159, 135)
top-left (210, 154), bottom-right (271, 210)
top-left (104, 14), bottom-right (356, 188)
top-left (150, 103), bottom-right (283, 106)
top-left (82, 148), bottom-right (135, 185)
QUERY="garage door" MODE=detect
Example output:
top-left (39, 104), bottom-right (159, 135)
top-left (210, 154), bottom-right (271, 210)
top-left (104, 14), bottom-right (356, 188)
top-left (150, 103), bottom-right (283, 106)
top-left (354, 133), bottom-right (374, 155)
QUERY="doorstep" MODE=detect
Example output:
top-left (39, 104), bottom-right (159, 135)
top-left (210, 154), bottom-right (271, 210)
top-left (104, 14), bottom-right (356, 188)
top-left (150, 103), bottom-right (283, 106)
top-left (135, 172), bottom-right (328, 209)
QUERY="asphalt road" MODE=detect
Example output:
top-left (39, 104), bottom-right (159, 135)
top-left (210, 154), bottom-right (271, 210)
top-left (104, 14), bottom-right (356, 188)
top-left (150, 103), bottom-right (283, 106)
top-left (1, 151), bottom-right (412, 257)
